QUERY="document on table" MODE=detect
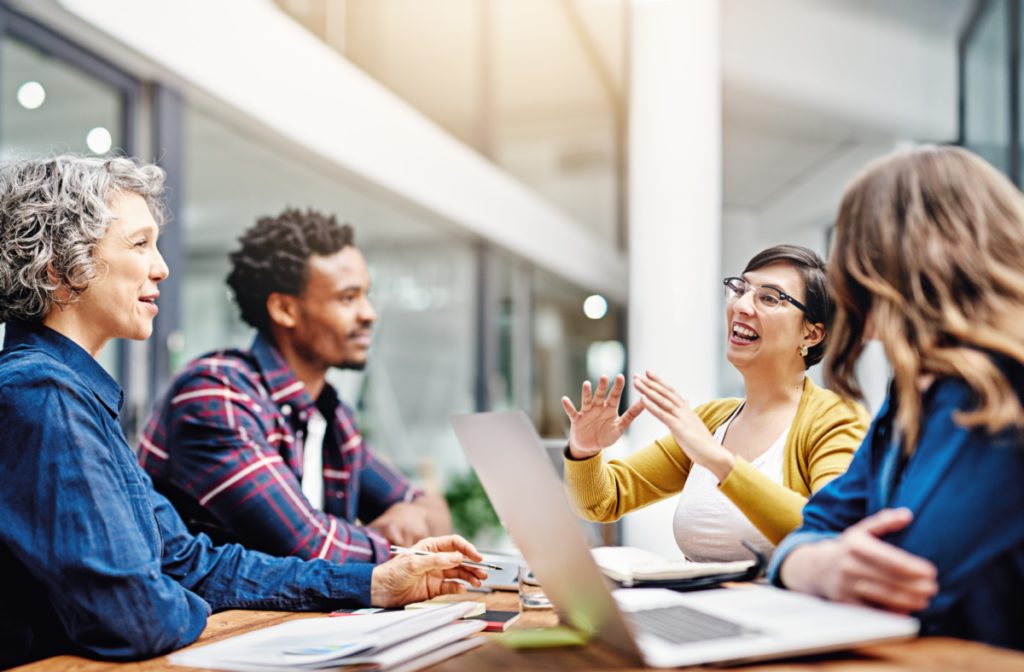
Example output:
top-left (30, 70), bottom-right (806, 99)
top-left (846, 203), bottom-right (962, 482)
top-left (169, 602), bottom-right (484, 671)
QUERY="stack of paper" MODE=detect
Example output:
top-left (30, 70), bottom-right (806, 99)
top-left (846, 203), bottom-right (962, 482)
top-left (169, 602), bottom-right (485, 671)
top-left (591, 546), bottom-right (755, 586)
top-left (405, 598), bottom-right (486, 617)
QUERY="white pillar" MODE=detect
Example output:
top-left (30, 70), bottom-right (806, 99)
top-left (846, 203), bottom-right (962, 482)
top-left (625, 0), bottom-right (721, 557)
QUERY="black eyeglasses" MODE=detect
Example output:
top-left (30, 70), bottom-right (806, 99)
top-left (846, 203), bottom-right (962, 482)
top-left (723, 277), bottom-right (808, 315)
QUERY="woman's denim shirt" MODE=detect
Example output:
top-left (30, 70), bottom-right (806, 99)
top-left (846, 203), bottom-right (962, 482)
top-left (0, 321), bottom-right (372, 667)
top-left (770, 370), bottom-right (1024, 650)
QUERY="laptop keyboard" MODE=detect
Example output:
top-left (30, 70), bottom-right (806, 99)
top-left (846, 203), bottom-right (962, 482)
top-left (626, 605), bottom-right (757, 645)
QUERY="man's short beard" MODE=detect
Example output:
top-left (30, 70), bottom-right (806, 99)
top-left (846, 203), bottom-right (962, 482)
top-left (334, 360), bottom-right (367, 371)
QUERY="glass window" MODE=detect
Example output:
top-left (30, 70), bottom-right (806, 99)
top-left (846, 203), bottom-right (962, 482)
top-left (963, 0), bottom-right (1010, 174)
top-left (0, 34), bottom-right (127, 376)
top-left (531, 268), bottom-right (623, 438)
top-left (1, 37), bottom-right (124, 159)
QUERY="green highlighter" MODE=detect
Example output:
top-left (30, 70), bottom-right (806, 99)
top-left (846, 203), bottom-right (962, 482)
top-left (495, 626), bottom-right (589, 649)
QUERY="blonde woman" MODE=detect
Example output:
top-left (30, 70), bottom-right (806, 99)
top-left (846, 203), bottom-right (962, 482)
top-left (562, 245), bottom-right (869, 562)
top-left (771, 146), bottom-right (1024, 649)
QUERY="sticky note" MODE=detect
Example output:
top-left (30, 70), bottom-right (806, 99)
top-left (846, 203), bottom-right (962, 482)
top-left (495, 626), bottom-right (589, 649)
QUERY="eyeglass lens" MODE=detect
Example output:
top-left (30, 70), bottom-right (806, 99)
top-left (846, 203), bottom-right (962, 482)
top-left (725, 280), bottom-right (784, 310)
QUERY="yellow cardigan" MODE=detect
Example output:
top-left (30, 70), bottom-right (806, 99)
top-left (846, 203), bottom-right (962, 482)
top-left (563, 377), bottom-right (870, 545)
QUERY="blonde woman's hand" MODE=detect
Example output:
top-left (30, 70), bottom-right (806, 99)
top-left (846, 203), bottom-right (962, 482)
top-left (633, 371), bottom-right (736, 480)
top-left (779, 509), bottom-right (938, 614)
top-left (561, 374), bottom-right (645, 460)
top-left (370, 535), bottom-right (487, 608)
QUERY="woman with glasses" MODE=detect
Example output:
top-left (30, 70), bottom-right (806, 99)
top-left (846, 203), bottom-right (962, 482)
top-left (770, 146), bottom-right (1024, 648)
top-left (561, 245), bottom-right (869, 562)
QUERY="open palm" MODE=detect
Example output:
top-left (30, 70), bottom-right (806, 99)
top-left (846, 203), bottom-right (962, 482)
top-left (562, 374), bottom-right (645, 459)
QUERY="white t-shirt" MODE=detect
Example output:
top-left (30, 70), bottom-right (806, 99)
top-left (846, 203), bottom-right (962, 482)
top-left (672, 404), bottom-right (788, 562)
top-left (301, 408), bottom-right (328, 511)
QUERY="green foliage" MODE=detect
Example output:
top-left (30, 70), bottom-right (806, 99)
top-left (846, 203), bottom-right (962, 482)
top-left (444, 470), bottom-right (501, 541)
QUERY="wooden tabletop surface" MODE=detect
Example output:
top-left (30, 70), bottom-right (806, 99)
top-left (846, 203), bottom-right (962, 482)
top-left (12, 590), bottom-right (1024, 671)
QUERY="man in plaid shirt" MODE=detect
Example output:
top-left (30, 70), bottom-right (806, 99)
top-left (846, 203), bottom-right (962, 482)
top-left (139, 209), bottom-right (451, 564)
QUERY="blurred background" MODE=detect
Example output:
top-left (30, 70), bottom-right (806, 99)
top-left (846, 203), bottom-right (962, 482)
top-left (0, 0), bottom-right (1005, 553)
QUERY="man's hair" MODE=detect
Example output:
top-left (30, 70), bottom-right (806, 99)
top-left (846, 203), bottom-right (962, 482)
top-left (743, 244), bottom-right (832, 369)
top-left (226, 208), bottom-right (354, 335)
top-left (0, 155), bottom-right (165, 324)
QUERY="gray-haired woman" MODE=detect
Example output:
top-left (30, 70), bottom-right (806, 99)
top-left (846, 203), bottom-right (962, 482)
top-left (0, 155), bottom-right (485, 667)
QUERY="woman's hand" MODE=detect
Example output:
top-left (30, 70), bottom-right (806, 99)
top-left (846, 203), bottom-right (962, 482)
top-left (370, 535), bottom-right (488, 608)
top-left (561, 374), bottom-right (645, 460)
top-left (633, 371), bottom-right (735, 479)
top-left (779, 508), bottom-right (938, 614)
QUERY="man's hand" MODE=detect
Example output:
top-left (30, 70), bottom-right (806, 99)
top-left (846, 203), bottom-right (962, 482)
top-left (368, 502), bottom-right (432, 547)
top-left (561, 374), bottom-right (645, 460)
top-left (780, 508), bottom-right (938, 614)
top-left (370, 535), bottom-right (487, 608)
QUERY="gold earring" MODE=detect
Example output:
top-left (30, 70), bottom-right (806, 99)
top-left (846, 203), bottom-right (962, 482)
top-left (799, 345), bottom-right (809, 357)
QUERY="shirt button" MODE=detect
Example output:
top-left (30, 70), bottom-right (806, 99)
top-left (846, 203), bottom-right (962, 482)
top-left (149, 570), bottom-right (159, 580)
top-left (299, 411), bottom-right (308, 422)
top-left (282, 405), bottom-right (292, 417)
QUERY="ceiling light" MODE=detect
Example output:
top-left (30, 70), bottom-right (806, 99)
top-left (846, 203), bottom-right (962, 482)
top-left (86, 127), bottom-right (112, 154)
top-left (583, 294), bottom-right (608, 320)
top-left (16, 81), bottom-right (45, 109)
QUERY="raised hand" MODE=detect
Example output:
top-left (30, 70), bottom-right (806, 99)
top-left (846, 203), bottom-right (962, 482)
top-left (633, 370), bottom-right (735, 479)
top-left (780, 508), bottom-right (938, 614)
top-left (561, 374), bottom-right (645, 460)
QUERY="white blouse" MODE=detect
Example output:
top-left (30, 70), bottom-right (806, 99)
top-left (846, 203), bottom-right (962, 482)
top-left (671, 404), bottom-right (788, 562)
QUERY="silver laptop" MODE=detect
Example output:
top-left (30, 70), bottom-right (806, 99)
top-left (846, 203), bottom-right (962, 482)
top-left (451, 410), bottom-right (918, 668)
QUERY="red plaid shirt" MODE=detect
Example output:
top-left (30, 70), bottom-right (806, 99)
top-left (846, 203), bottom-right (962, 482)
top-left (138, 335), bottom-right (421, 564)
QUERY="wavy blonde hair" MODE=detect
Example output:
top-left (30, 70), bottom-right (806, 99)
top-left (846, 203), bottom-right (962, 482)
top-left (826, 145), bottom-right (1024, 452)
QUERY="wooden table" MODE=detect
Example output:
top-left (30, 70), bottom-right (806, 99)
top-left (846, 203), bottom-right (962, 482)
top-left (13, 591), bottom-right (1024, 671)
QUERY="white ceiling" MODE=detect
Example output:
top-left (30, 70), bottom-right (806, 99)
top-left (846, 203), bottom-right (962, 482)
top-left (335, 0), bottom-right (976, 220)
top-left (721, 0), bottom-right (974, 211)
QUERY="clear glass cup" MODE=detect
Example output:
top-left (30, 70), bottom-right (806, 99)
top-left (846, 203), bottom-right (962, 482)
top-left (517, 565), bottom-right (552, 610)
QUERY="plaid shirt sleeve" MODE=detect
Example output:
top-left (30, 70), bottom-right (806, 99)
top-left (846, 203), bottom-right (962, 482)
top-left (148, 361), bottom-right (390, 564)
top-left (355, 450), bottom-right (424, 523)
top-left (332, 404), bottom-right (424, 525)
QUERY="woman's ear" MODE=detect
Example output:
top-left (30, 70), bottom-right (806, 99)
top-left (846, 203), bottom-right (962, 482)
top-left (46, 263), bottom-right (73, 305)
top-left (803, 321), bottom-right (825, 349)
top-left (266, 292), bottom-right (299, 329)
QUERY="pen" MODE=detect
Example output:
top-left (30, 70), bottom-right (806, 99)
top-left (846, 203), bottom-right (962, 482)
top-left (388, 545), bottom-right (503, 571)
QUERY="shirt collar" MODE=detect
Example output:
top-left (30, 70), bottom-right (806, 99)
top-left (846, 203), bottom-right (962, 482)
top-left (3, 320), bottom-right (124, 417)
top-left (250, 333), bottom-right (318, 417)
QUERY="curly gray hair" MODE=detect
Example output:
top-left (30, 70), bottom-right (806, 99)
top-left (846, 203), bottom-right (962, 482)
top-left (0, 155), bottom-right (166, 323)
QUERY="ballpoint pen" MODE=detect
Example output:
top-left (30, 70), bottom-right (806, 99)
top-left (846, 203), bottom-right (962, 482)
top-left (388, 545), bottom-right (503, 571)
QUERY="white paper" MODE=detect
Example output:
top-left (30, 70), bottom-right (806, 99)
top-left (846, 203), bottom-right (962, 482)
top-left (387, 636), bottom-right (486, 672)
top-left (342, 620), bottom-right (485, 668)
top-left (169, 602), bottom-right (478, 670)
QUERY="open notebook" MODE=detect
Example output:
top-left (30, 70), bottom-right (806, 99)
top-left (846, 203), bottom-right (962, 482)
top-left (592, 542), bottom-right (765, 589)
top-left (593, 546), bottom-right (753, 584)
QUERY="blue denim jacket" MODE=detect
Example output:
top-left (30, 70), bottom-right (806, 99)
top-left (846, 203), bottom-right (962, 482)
top-left (769, 372), bottom-right (1024, 649)
top-left (0, 321), bottom-right (373, 667)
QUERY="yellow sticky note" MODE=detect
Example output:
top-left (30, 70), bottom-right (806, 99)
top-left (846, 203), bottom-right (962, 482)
top-left (495, 626), bottom-right (589, 649)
